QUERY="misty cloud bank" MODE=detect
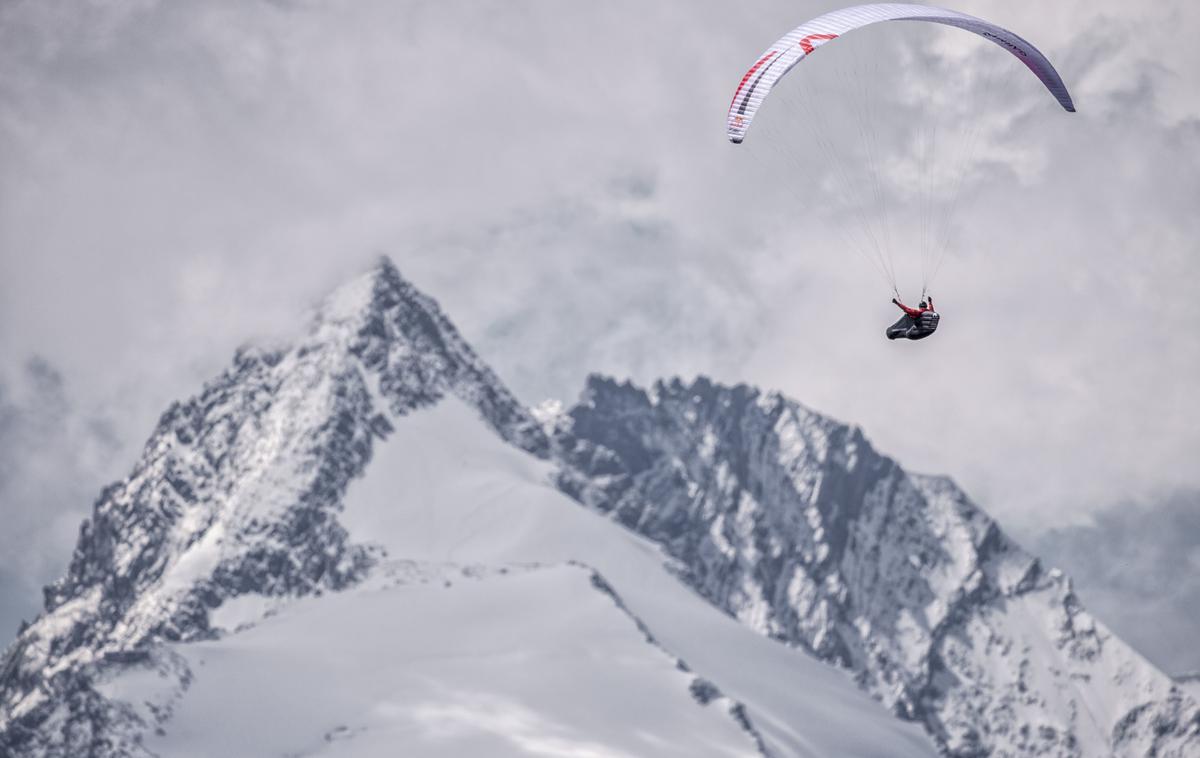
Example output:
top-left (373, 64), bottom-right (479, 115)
top-left (0, 359), bottom-right (121, 643)
top-left (1, 0), bottom-right (1197, 669)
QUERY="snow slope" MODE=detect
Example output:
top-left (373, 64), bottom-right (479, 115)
top-left (338, 397), bottom-right (936, 758)
top-left (104, 562), bottom-right (765, 758)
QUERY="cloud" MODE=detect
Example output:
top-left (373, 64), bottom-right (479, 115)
top-left (0, 0), bottom-right (1197, 640)
top-left (1029, 490), bottom-right (1200, 677)
top-left (0, 359), bottom-right (122, 642)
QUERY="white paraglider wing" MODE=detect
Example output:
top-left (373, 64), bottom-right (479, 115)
top-left (727, 3), bottom-right (1075, 144)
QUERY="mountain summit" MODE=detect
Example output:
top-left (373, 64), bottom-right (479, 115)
top-left (1, 258), bottom-right (1195, 757)
top-left (0, 259), bottom-right (546, 755)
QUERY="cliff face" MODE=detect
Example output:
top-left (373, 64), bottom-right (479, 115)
top-left (552, 375), bottom-right (1199, 756)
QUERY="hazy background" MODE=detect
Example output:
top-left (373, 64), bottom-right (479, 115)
top-left (2, 0), bottom-right (1197, 674)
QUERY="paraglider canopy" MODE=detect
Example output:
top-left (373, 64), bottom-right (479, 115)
top-left (724, 3), bottom-right (1076, 301)
top-left (728, 3), bottom-right (1074, 144)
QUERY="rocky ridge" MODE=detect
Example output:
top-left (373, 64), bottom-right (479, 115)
top-left (0, 258), bottom-right (543, 755)
top-left (549, 375), bottom-right (1200, 756)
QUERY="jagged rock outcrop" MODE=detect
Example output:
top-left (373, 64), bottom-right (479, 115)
top-left (550, 375), bottom-right (1200, 756)
top-left (0, 258), bottom-right (544, 756)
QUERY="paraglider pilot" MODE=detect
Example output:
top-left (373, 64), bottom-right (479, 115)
top-left (887, 296), bottom-right (940, 341)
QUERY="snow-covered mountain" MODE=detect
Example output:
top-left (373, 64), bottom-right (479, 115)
top-left (550, 376), bottom-right (1200, 756)
top-left (0, 258), bottom-right (1195, 757)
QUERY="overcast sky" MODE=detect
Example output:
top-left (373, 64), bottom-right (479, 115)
top-left (1, 0), bottom-right (1197, 669)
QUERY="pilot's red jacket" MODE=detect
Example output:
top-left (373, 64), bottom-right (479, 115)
top-left (894, 296), bottom-right (935, 318)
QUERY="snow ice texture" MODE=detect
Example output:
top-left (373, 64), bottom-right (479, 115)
top-left (1, 258), bottom-right (1196, 757)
